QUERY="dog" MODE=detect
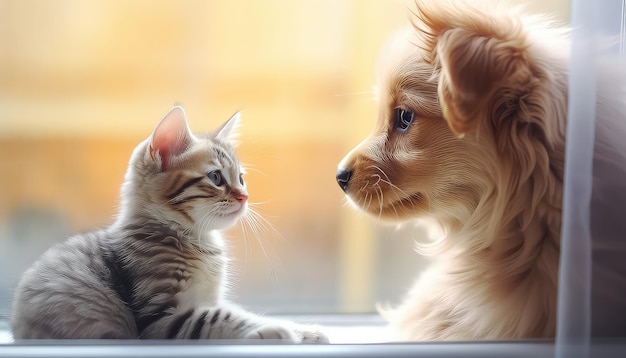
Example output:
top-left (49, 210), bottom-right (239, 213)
top-left (336, 0), bottom-right (626, 341)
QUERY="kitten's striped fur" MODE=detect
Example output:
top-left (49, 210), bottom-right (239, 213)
top-left (11, 107), bottom-right (327, 342)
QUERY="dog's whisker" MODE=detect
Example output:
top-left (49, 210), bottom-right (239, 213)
top-left (375, 184), bottom-right (385, 221)
top-left (370, 173), bottom-right (382, 186)
top-left (371, 165), bottom-right (413, 201)
top-left (390, 196), bottom-right (401, 220)
top-left (372, 165), bottom-right (392, 184)
top-left (359, 180), bottom-right (370, 193)
top-left (378, 178), bottom-right (410, 202)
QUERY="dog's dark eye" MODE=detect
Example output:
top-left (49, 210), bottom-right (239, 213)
top-left (394, 108), bottom-right (415, 133)
top-left (208, 170), bottom-right (224, 186)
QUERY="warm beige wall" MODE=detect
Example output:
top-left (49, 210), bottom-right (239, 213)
top-left (0, 0), bottom-right (403, 140)
top-left (0, 0), bottom-right (570, 138)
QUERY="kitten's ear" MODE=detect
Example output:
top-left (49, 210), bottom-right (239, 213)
top-left (213, 111), bottom-right (241, 145)
top-left (149, 106), bottom-right (193, 171)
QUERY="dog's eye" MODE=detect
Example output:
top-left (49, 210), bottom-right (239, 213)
top-left (395, 108), bottom-right (415, 132)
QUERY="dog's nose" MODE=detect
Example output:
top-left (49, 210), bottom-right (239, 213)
top-left (336, 168), bottom-right (352, 192)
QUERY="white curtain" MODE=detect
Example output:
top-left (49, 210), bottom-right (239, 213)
top-left (557, 0), bottom-right (626, 357)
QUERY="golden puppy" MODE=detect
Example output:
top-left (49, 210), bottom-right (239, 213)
top-left (337, 0), bottom-right (625, 340)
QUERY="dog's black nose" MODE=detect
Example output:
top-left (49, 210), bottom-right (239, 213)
top-left (336, 168), bottom-right (352, 192)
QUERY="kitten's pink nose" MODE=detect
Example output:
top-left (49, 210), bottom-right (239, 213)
top-left (235, 193), bottom-right (248, 204)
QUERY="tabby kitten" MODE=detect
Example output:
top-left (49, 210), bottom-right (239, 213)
top-left (11, 106), bottom-right (327, 342)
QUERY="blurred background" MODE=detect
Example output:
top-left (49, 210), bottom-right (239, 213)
top-left (0, 0), bottom-right (570, 318)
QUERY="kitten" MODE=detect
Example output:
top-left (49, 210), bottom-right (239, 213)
top-left (11, 106), bottom-right (327, 342)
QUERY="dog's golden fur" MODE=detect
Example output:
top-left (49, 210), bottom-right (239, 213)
top-left (338, 1), bottom-right (583, 340)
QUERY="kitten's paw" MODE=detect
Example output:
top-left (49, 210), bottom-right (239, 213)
top-left (244, 324), bottom-right (298, 341)
top-left (293, 324), bottom-right (329, 344)
top-left (244, 323), bottom-right (328, 344)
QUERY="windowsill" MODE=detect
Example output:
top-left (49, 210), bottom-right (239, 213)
top-left (0, 314), bottom-right (387, 345)
top-left (2, 316), bottom-right (626, 358)
top-left (285, 313), bottom-right (389, 343)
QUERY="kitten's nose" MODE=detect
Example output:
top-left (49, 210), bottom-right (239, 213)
top-left (235, 193), bottom-right (248, 204)
top-left (336, 168), bottom-right (352, 192)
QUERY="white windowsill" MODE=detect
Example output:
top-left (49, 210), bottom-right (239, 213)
top-left (2, 316), bottom-right (625, 358)
top-left (0, 314), bottom-right (387, 345)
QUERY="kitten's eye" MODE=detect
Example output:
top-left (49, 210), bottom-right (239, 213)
top-left (394, 108), bottom-right (415, 133)
top-left (208, 170), bottom-right (224, 186)
top-left (239, 173), bottom-right (244, 185)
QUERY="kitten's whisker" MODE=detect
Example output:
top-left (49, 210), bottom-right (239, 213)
top-left (200, 206), bottom-right (219, 229)
top-left (247, 201), bottom-right (278, 214)
top-left (238, 217), bottom-right (251, 273)
top-left (240, 211), bottom-right (280, 281)
top-left (245, 209), bottom-right (284, 261)
top-left (246, 206), bottom-right (285, 243)
top-left (185, 204), bottom-right (218, 237)
top-left (243, 166), bottom-right (269, 177)
top-left (198, 205), bottom-right (223, 239)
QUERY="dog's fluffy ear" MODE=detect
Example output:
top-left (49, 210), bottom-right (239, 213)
top-left (412, 1), bottom-right (532, 136)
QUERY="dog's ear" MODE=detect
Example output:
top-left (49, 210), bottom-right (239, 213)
top-left (436, 29), bottom-right (531, 136)
top-left (412, 1), bottom-right (533, 136)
